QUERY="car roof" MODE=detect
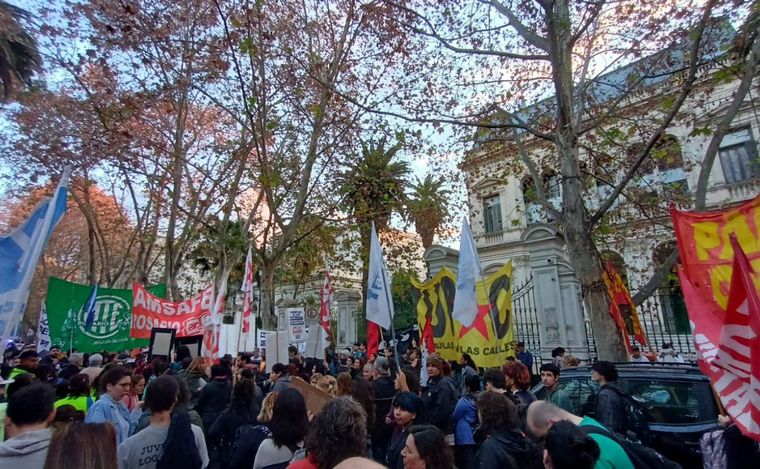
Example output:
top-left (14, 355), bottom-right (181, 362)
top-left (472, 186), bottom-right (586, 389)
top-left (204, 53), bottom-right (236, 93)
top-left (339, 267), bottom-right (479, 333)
top-left (558, 362), bottom-right (708, 379)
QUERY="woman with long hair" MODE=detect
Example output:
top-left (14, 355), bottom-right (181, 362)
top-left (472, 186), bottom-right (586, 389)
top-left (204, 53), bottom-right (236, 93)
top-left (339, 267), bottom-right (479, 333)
top-left (229, 392), bottom-right (278, 469)
top-left (179, 357), bottom-right (208, 407)
top-left (43, 422), bottom-right (117, 469)
top-left (350, 378), bottom-right (375, 431)
top-left (336, 372), bottom-right (353, 396)
top-left (84, 366), bottom-right (133, 444)
top-left (253, 388), bottom-right (308, 469)
top-left (122, 373), bottom-right (145, 412)
top-left (315, 375), bottom-right (337, 396)
top-left (402, 425), bottom-right (455, 469)
top-left (208, 379), bottom-right (261, 467)
top-left (475, 392), bottom-right (538, 468)
top-left (288, 397), bottom-right (368, 469)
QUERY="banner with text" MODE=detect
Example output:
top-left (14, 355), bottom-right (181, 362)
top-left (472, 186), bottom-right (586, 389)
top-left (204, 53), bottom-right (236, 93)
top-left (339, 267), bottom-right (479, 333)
top-left (411, 263), bottom-right (515, 368)
top-left (288, 307), bottom-right (307, 343)
top-left (46, 277), bottom-right (166, 353)
top-left (671, 195), bottom-right (760, 310)
top-left (131, 283), bottom-right (213, 339)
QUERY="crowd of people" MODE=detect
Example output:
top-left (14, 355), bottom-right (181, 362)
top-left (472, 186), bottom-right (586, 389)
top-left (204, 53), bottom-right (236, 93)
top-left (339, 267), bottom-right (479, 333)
top-left (0, 340), bottom-right (758, 469)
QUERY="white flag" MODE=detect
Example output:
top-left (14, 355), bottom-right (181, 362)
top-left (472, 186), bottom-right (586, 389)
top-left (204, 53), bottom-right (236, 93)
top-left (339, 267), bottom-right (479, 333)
top-left (0, 169), bottom-right (69, 348)
top-left (452, 216), bottom-right (482, 328)
top-left (366, 222), bottom-right (394, 330)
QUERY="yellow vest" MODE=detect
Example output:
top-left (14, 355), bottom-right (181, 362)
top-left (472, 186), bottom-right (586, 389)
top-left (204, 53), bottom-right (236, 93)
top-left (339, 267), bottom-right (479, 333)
top-left (55, 395), bottom-right (93, 413)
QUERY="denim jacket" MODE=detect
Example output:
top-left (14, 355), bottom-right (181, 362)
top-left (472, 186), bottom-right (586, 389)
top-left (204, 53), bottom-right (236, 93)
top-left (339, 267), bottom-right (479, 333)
top-left (85, 394), bottom-right (136, 444)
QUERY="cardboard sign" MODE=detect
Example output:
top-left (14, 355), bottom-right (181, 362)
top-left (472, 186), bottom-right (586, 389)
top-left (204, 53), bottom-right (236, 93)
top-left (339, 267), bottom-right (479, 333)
top-left (290, 376), bottom-right (333, 414)
top-left (148, 327), bottom-right (176, 361)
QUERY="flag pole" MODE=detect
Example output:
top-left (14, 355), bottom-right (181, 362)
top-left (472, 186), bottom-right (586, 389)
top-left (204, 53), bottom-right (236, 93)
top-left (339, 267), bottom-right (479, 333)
top-left (379, 257), bottom-right (401, 371)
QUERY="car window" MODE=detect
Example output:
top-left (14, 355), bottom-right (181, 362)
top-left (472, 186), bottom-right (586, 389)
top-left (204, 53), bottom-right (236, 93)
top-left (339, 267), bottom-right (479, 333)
top-left (547, 377), bottom-right (598, 416)
top-left (623, 378), bottom-right (719, 424)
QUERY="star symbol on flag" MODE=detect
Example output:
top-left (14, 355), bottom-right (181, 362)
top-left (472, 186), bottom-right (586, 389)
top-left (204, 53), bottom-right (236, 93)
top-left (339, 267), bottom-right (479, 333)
top-left (459, 303), bottom-right (491, 340)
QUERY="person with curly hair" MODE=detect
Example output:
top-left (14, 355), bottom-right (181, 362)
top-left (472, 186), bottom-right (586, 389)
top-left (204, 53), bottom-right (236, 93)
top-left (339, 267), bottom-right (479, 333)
top-left (475, 391), bottom-right (539, 468)
top-left (502, 361), bottom-right (536, 407)
top-left (288, 396), bottom-right (368, 469)
top-left (315, 375), bottom-right (337, 396)
top-left (401, 425), bottom-right (454, 469)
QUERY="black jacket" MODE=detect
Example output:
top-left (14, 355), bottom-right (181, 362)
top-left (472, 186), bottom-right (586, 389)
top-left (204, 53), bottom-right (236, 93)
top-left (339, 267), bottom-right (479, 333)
top-left (595, 383), bottom-right (626, 435)
top-left (422, 375), bottom-right (458, 434)
top-left (385, 427), bottom-right (409, 469)
top-left (195, 378), bottom-right (232, 432)
top-left (229, 423), bottom-right (271, 469)
top-left (371, 376), bottom-right (396, 447)
top-left (475, 429), bottom-right (538, 469)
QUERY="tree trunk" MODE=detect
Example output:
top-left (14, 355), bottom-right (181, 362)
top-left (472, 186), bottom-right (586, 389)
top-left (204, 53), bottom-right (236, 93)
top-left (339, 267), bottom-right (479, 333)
top-left (548, 0), bottom-right (627, 361)
top-left (259, 263), bottom-right (278, 330)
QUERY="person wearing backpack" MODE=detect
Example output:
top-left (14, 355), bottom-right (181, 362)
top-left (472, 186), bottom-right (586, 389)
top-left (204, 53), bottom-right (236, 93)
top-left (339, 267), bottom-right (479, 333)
top-left (591, 361), bottom-right (626, 435)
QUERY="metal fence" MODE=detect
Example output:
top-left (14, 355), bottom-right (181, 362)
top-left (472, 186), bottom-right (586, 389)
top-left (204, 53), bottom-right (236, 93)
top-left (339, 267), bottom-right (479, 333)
top-left (511, 278), bottom-right (695, 367)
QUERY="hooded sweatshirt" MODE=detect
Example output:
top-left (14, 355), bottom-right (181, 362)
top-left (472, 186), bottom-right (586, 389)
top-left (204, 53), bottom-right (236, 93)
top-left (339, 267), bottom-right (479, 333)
top-left (475, 429), bottom-right (537, 469)
top-left (0, 427), bottom-right (53, 467)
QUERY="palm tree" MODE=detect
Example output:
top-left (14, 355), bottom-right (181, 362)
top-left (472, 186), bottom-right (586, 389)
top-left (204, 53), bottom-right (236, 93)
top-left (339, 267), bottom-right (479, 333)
top-left (0, 1), bottom-right (42, 101)
top-left (407, 174), bottom-right (451, 249)
top-left (339, 137), bottom-right (410, 298)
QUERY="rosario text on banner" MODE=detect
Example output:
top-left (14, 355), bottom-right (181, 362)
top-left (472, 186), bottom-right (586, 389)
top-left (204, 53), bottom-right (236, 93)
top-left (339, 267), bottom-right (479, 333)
top-left (671, 194), bottom-right (760, 309)
top-left (131, 283), bottom-right (213, 339)
top-left (411, 263), bottom-right (515, 368)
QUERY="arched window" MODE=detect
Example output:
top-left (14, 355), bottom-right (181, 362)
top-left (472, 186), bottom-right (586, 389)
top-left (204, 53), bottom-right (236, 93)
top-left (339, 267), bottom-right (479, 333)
top-left (542, 170), bottom-right (561, 201)
top-left (626, 142), bottom-right (656, 176)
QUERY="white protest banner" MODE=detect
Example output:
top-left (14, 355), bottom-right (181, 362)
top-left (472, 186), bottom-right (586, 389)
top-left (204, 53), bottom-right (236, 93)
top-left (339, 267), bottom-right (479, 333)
top-left (257, 329), bottom-right (273, 349)
top-left (287, 307), bottom-right (307, 343)
top-left (36, 304), bottom-right (51, 352)
top-left (265, 330), bottom-right (289, 372)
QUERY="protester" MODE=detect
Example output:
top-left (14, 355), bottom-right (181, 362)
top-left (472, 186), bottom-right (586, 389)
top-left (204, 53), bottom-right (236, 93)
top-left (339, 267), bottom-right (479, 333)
top-left (515, 342), bottom-right (534, 371)
top-left (370, 356), bottom-right (396, 461)
top-left (475, 391), bottom-right (537, 468)
top-left (81, 353), bottom-right (104, 384)
top-left (122, 372), bottom-right (145, 412)
top-left (288, 396), bottom-right (368, 469)
top-left (229, 391), bottom-right (278, 469)
top-left (629, 346), bottom-right (649, 363)
top-left (59, 353), bottom-right (84, 381)
top-left (350, 378), bottom-right (375, 431)
top-left (658, 343), bottom-right (685, 363)
top-left (0, 383), bottom-right (56, 466)
top-left (85, 365), bottom-right (134, 445)
top-left (362, 362), bottom-right (375, 381)
top-left (590, 361), bottom-right (626, 435)
top-left (118, 375), bottom-right (208, 469)
top-left (551, 347), bottom-right (566, 368)
top-left (336, 372), bottom-right (353, 396)
top-left (253, 388), bottom-right (309, 469)
top-left (421, 354), bottom-right (457, 436)
top-left (401, 425), bottom-right (455, 469)
top-left (562, 355), bottom-right (581, 368)
top-left (386, 391), bottom-right (424, 469)
top-left (172, 346), bottom-right (192, 372)
top-left (43, 422), bottom-right (118, 469)
top-left (527, 401), bottom-right (634, 469)
top-left (715, 414), bottom-right (760, 466)
top-left (180, 356), bottom-right (209, 406)
top-left (453, 374), bottom-right (480, 469)
top-left (315, 375), bottom-right (337, 396)
top-left (196, 364), bottom-right (232, 432)
top-left (270, 363), bottom-right (293, 393)
top-left (459, 353), bottom-right (478, 381)
top-left (52, 404), bottom-right (85, 424)
top-left (484, 369), bottom-right (510, 395)
top-left (503, 361), bottom-right (537, 407)
top-left (309, 372), bottom-right (323, 386)
top-left (55, 373), bottom-right (93, 414)
top-left (9, 350), bottom-right (40, 379)
top-left (538, 363), bottom-right (572, 412)
top-left (543, 420), bottom-right (600, 469)
top-left (208, 379), bottom-right (260, 467)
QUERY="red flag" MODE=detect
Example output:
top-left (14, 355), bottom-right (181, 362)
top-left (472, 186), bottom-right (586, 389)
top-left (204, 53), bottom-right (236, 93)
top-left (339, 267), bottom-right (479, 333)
top-left (242, 246), bottom-right (254, 334)
top-left (320, 270), bottom-right (334, 340)
top-left (367, 321), bottom-right (381, 358)
top-left (680, 236), bottom-right (760, 441)
top-left (603, 261), bottom-right (648, 352)
top-left (421, 314), bottom-right (435, 354)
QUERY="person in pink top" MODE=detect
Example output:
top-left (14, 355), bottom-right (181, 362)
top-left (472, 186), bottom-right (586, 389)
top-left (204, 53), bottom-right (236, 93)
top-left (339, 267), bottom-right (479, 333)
top-left (122, 373), bottom-right (145, 412)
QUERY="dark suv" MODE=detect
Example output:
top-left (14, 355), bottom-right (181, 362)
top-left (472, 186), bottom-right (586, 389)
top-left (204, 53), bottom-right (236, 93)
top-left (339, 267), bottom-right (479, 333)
top-left (531, 362), bottom-right (720, 467)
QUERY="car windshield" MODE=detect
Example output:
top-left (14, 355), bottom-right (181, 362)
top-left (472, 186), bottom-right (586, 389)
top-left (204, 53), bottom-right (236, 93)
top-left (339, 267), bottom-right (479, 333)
top-left (624, 378), bottom-right (719, 425)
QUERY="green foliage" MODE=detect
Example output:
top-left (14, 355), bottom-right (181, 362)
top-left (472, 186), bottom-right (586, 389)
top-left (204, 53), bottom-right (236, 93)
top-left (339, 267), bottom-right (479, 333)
top-left (407, 174), bottom-right (451, 249)
top-left (274, 216), bottom-right (338, 287)
top-left (391, 268), bottom-right (419, 329)
top-left (187, 220), bottom-right (249, 288)
top-left (0, 1), bottom-right (42, 101)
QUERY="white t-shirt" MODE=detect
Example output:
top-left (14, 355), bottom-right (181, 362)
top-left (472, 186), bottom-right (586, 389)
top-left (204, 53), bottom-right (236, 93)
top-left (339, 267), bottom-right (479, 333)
top-left (117, 423), bottom-right (208, 469)
top-left (252, 438), bottom-right (300, 469)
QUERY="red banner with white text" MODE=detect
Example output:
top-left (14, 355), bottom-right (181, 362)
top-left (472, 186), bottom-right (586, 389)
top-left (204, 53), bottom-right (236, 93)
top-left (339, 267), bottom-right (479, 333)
top-left (130, 283), bottom-right (214, 339)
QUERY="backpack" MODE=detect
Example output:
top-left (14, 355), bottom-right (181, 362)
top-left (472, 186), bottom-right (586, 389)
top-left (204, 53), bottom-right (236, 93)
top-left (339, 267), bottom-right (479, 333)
top-left (582, 424), bottom-right (681, 469)
top-left (607, 386), bottom-right (651, 443)
top-left (700, 428), bottom-right (727, 469)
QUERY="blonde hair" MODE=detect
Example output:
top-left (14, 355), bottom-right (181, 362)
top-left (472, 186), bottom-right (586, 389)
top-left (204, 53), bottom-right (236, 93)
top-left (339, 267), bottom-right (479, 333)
top-left (258, 391), bottom-right (278, 422)
top-left (316, 375), bottom-right (337, 396)
top-left (187, 357), bottom-right (208, 375)
top-left (563, 355), bottom-right (581, 367)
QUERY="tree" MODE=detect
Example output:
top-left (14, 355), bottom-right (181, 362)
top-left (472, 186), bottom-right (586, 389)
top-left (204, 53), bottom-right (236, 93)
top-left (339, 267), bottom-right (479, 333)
top-left (0, 1), bottom-right (41, 100)
top-left (370, 0), bottom-right (754, 360)
top-left (407, 174), bottom-right (451, 249)
top-left (391, 268), bottom-right (419, 329)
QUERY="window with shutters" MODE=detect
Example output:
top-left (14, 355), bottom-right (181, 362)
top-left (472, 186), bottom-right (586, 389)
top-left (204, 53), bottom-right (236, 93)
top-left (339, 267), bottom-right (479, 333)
top-left (483, 195), bottom-right (503, 233)
top-left (719, 127), bottom-right (760, 183)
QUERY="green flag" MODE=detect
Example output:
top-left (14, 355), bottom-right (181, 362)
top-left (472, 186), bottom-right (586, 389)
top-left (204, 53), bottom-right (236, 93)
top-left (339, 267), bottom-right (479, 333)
top-left (46, 277), bottom-right (166, 353)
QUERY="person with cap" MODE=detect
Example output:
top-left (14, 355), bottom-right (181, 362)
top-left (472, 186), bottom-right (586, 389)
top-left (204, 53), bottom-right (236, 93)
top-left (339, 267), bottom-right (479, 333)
top-left (421, 354), bottom-right (458, 439)
top-left (515, 342), bottom-right (533, 371)
top-left (9, 350), bottom-right (39, 380)
top-left (370, 357), bottom-right (396, 462)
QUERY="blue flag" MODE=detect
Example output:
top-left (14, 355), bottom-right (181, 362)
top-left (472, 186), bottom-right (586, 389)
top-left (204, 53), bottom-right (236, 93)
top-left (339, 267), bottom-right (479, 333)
top-left (0, 169), bottom-right (69, 347)
top-left (83, 284), bottom-right (99, 331)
